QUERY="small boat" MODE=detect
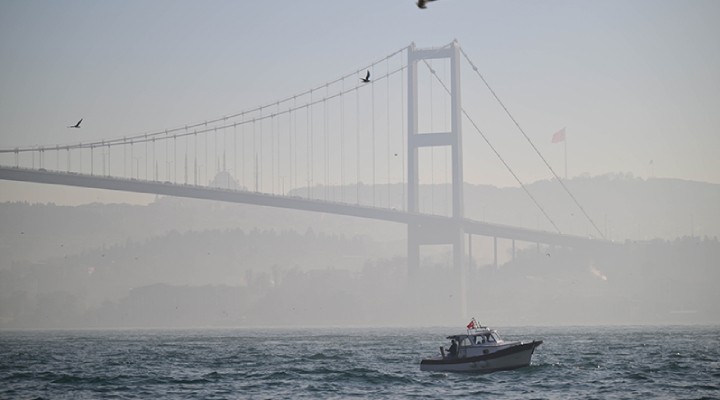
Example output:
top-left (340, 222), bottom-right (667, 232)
top-left (420, 320), bottom-right (542, 373)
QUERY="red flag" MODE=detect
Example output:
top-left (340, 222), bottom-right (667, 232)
top-left (466, 320), bottom-right (475, 329)
top-left (552, 128), bottom-right (566, 143)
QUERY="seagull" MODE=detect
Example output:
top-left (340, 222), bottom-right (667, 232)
top-left (68, 118), bottom-right (83, 128)
top-left (417, 0), bottom-right (437, 9)
top-left (360, 70), bottom-right (370, 83)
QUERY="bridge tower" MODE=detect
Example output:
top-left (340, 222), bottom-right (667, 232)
top-left (407, 41), bottom-right (466, 314)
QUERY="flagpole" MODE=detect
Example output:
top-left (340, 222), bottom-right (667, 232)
top-left (551, 127), bottom-right (567, 179)
top-left (564, 136), bottom-right (567, 179)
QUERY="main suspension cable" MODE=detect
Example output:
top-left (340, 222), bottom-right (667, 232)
top-left (1, 47), bottom-right (408, 154)
top-left (459, 47), bottom-right (605, 239)
top-left (420, 59), bottom-right (561, 234)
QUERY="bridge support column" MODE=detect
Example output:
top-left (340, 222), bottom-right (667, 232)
top-left (493, 236), bottom-right (498, 268)
top-left (468, 233), bottom-right (473, 272)
top-left (406, 40), bottom-right (466, 318)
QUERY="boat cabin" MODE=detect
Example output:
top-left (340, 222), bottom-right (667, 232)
top-left (440, 328), bottom-right (514, 359)
top-left (447, 329), bottom-right (504, 347)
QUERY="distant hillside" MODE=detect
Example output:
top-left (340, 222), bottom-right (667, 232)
top-left (0, 228), bottom-right (401, 329)
top-left (465, 174), bottom-right (720, 240)
top-left (1, 173), bottom-right (719, 328)
top-left (2, 232), bottom-right (718, 329)
top-left (293, 173), bottom-right (720, 240)
top-left (0, 198), bottom-right (404, 265)
top-left (1, 174), bottom-right (717, 265)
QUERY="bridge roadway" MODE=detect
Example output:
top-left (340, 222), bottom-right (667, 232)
top-left (0, 166), bottom-right (610, 249)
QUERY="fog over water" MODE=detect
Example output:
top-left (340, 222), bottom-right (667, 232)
top-left (1, 176), bottom-right (718, 329)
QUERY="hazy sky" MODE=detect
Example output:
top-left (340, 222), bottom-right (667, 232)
top-left (1, 0), bottom-right (719, 204)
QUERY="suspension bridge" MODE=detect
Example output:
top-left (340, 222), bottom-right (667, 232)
top-left (0, 40), bottom-right (611, 278)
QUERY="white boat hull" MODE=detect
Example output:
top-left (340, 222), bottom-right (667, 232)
top-left (420, 341), bottom-right (542, 373)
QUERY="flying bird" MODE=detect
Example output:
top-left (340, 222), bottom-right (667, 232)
top-left (360, 70), bottom-right (370, 83)
top-left (417, 0), bottom-right (437, 9)
top-left (67, 119), bottom-right (83, 128)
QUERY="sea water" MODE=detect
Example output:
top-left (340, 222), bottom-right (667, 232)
top-left (1, 325), bottom-right (718, 399)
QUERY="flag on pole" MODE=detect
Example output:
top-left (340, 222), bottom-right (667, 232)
top-left (551, 128), bottom-right (566, 143)
top-left (466, 318), bottom-right (477, 330)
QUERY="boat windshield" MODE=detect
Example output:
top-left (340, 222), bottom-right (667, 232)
top-left (475, 332), bottom-right (502, 344)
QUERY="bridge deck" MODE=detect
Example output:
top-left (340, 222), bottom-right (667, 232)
top-left (0, 166), bottom-right (610, 249)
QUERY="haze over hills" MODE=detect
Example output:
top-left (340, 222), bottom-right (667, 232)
top-left (2, 173), bottom-right (717, 263)
top-left (0, 174), bottom-right (718, 329)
